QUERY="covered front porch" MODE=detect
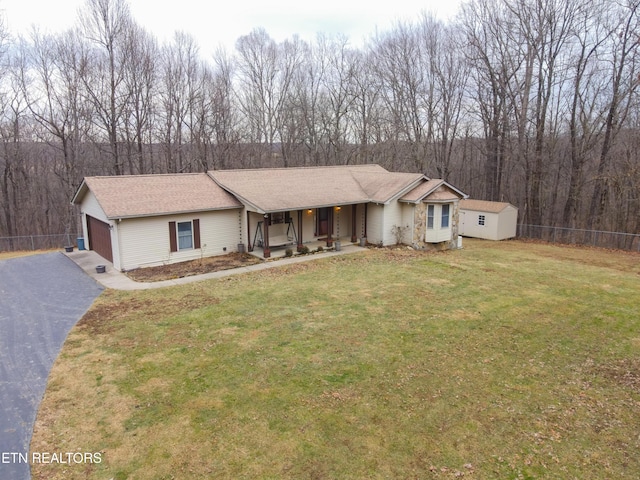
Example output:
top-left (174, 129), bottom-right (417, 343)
top-left (248, 236), bottom-right (361, 259)
top-left (246, 204), bottom-right (368, 258)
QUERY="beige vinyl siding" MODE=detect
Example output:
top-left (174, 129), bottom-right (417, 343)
top-left (497, 206), bottom-right (518, 240)
top-left (247, 211), bottom-right (264, 246)
top-left (401, 203), bottom-right (414, 244)
top-left (381, 200), bottom-right (405, 245)
top-left (79, 191), bottom-right (122, 269)
top-left (300, 210), bottom-right (315, 243)
top-left (81, 190), bottom-right (110, 222)
top-left (366, 203), bottom-right (384, 245)
top-left (334, 206), bottom-right (351, 240)
top-left (117, 209), bottom-right (241, 271)
top-left (354, 204), bottom-right (366, 241)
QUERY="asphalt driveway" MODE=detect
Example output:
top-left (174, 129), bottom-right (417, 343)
top-left (0, 252), bottom-right (103, 480)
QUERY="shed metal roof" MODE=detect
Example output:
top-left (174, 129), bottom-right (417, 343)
top-left (459, 199), bottom-right (517, 214)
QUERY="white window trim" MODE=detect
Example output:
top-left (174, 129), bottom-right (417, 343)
top-left (427, 205), bottom-right (435, 229)
top-left (441, 204), bottom-right (450, 228)
top-left (426, 204), bottom-right (453, 230)
top-left (177, 220), bottom-right (194, 251)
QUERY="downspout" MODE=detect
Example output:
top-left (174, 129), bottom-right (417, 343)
top-left (115, 219), bottom-right (123, 271)
top-left (247, 210), bottom-right (252, 252)
top-left (364, 203), bottom-right (368, 240)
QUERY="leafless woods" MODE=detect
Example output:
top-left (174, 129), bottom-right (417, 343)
top-left (1, 0), bottom-right (639, 238)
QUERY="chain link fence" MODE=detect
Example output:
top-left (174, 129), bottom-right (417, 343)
top-left (517, 224), bottom-right (640, 252)
top-left (0, 234), bottom-right (80, 252)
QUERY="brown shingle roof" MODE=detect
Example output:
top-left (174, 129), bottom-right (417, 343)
top-left (400, 179), bottom-right (467, 203)
top-left (73, 166), bottom-right (467, 219)
top-left (208, 165), bottom-right (424, 212)
top-left (459, 199), bottom-right (516, 213)
top-left (75, 173), bottom-right (242, 219)
top-left (351, 171), bottom-right (425, 203)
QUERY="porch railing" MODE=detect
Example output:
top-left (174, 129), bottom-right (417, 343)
top-left (517, 224), bottom-right (640, 252)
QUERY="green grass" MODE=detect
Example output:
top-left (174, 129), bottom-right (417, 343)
top-left (31, 240), bottom-right (640, 479)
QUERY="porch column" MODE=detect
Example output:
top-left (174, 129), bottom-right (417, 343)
top-left (351, 204), bottom-right (357, 242)
top-left (326, 207), bottom-right (333, 247)
top-left (247, 211), bottom-right (253, 252)
top-left (263, 214), bottom-right (271, 258)
top-left (297, 209), bottom-right (304, 251)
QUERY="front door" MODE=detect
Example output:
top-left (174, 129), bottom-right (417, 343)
top-left (316, 207), bottom-right (329, 236)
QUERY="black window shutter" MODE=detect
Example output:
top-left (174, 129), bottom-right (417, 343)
top-left (193, 219), bottom-right (201, 249)
top-left (169, 221), bottom-right (177, 252)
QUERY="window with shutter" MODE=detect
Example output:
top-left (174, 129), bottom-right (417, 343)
top-left (170, 219), bottom-right (201, 252)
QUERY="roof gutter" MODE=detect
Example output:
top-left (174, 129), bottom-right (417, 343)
top-left (105, 205), bottom-right (243, 221)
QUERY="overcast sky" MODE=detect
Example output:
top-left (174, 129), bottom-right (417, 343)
top-left (1, 0), bottom-right (463, 54)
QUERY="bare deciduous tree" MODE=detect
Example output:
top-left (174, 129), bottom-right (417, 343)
top-left (79, 0), bottom-right (133, 175)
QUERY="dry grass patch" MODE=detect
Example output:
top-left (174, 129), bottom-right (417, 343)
top-left (0, 248), bottom-right (58, 260)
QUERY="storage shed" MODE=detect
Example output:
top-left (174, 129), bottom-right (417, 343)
top-left (459, 199), bottom-right (518, 241)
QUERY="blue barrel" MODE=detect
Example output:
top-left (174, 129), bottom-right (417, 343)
top-left (77, 237), bottom-right (86, 250)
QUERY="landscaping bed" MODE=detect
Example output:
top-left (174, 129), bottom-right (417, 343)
top-left (124, 252), bottom-right (262, 282)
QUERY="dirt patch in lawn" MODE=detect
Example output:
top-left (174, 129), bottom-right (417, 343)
top-left (591, 358), bottom-right (640, 393)
top-left (124, 253), bottom-right (262, 282)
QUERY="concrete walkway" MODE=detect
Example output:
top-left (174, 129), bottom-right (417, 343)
top-left (64, 244), bottom-right (366, 290)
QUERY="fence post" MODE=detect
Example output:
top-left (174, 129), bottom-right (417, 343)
top-left (31, 236), bottom-right (35, 251)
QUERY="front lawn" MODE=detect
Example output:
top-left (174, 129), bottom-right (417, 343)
top-left (31, 239), bottom-right (640, 479)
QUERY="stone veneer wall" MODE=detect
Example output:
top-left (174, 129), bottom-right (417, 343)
top-left (413, 202), bottom-right (426, 246)
top-left (450, 201), bottom-right (460, 249)
top-left (411, 200), bottom-right (460, 251)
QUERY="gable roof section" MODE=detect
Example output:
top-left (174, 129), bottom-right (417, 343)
top-left (459, 199), bottom-right (516, 213)
top-left (72, 173), bottom-right (242, 219)
top-left (208, 165), bottom-right (425, 213)
top-left (351, 170), bottom-right (426, 203)
top-left (400, 179), bottom-right (467, 203)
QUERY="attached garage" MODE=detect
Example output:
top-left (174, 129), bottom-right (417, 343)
top-left (72, 173), bottom-right (243, 271)
top-left (86, 215), bottom-right (113, 263)
top-left (459, 199), bottom-right (518, 241)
